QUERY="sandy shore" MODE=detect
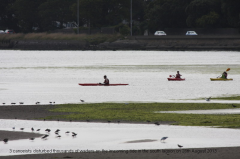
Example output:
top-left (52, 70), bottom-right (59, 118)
top-left (1, 105), bottom-right (240, 159)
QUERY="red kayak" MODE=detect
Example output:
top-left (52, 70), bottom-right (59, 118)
top-left (167, 78), bottom-right (185, 81)
top-left (79, 83), bottom-right (129, 86)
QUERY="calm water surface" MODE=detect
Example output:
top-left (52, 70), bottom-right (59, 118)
top-left (0, 50), bottom-right (239, 104)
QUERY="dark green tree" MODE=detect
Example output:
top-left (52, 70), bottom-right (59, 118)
top-left (12, 0), bottom-right (46, 33)
top-left (221, 0), bottom-right (240, 28)
top-left (185, 0), bottom-right (222, 28)
top-left (145, 0), bottom-right (193, 32)
top-left (0, 0), bottom-right (19, 31)
top-left (38, 0), bottom-right (75, 31)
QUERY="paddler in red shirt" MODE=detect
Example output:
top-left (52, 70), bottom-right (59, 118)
top-left (176, 71), bottom-right (182, 78)
top-left (99, 75), bottom-right (109, 85)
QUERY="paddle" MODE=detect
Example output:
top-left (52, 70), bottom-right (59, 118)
top-left (217, 68), bottom-right (230, 78)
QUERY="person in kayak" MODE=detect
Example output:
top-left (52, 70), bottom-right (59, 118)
top-left (99, 75), bottom-right (109, 85)
top-left (175, 71), bottom-right (182, 78)
top-left (221, 71), bottom-right (228, 79)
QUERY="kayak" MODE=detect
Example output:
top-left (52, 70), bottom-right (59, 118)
top-left (210, 78), bottom-right (233, 81)
top-left (168, 78), bottom-right (185, 81)
top-left (79, 83), bottom-right (129, 86)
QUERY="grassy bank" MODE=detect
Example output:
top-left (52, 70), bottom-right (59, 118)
top-left (46, 103), bottom-right (240, 128)
top-left (0, 33), bottom-right (123, 45)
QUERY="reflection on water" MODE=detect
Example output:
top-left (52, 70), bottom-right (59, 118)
top-left (0, 50), bottom-right (240, 104)
top-left (1, 119), bottom-right (240, 156)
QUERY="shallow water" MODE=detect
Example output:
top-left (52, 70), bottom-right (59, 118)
top-left (157, 108), bottom-right (240, 114)
top-left (1, 119), bottom-right (240, 156)
top-left (0, 50), bottom-right (240, 104)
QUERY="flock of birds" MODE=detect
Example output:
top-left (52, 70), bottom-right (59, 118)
top-left (2, 127), bottom-right (78, 144)
top-left (2, 102), bottom-right (56, 105)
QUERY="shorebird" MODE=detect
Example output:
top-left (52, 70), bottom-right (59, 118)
top-left (45, 129), bottom-right (51, 133)
top-left (108, 120), bottom-right (111, 123)
top-left (12, 127), bottom-right (15, 130)
top-left (31, 127), bottom-right (34, 132)
top-left (35, 102), bottom-right (40, 105)
top-left (41, 135), bottom-right (49, 139)
top-left (80, 99), bottom-right (84, 102)
top-left (36, 129), bottom-right (40, 131)
top-left (49, 102), bottom-right (52, 105)
top-left (65, 131), bottom-right (70, 134)
top-left (117, 121), bottom-right (120, 124)
top-left (205, 97), bottom-right (211, 101)
top-left (3, 138), bottom-right (8, 143)
top-left (19, 102), bottom-right (24, 105)
top-left (72, 132), bottom-right (77, 137)
top-left (11, 103), bottom-right (16, 105)
top-left (20, 128), bottom-right (24, 131)
top-left (29, 138), bottom-right (35, 141)
top-left (161, 137), bottom-right (168, 142)
top-left (178, 144), bottom-right (183, 148)
top-left (55, 129), bottom-right (60, 133)
top-left (232, 104), bottom-right (237, 108)
top-left (2, 103), bottom-right (5, 105)
top-left (57, 135), bottom-right (61, 138)
top-left (154, 122), bottom-right (160, 126)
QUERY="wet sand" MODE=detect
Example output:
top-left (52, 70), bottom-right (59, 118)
top-left (1, 105), bottom-right (240, 159)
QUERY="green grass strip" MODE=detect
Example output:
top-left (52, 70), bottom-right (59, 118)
top-left (45, 103), bottom-right (240, 128)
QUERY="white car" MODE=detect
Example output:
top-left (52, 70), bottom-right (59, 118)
top-left (186, 31), bottom-right (198, 35)
top-left (154, 31), bottom-right (167, 36)
top-left (0, 30), bottom-right (5, 34)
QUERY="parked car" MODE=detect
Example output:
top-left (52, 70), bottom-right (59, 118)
top-left (5, 29), bottom-right (15, 34)
top-left (154, 31), bottom-right (167, 36)
top-left (0, 30), bottom-right (5, 34)
top-left (186, 31), bottom-right (197, 35)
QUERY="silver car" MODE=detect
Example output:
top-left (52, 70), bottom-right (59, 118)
top-left (0, 30), bottom-right (6, 34)
top-left (154, 31), bottom-right (167, 36)
top-left (186, 31), bottom-right (198, 35)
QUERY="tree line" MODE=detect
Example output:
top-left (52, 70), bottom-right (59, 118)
top-left (0, 0), bottom-right (240, 34)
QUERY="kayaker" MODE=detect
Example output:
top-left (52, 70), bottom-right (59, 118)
top-left (99, 75), bottom-right (109, 85)
top-left (221, 71), bottom-right (228, 79)
top-left (176, 71), bottom-right (182, 78)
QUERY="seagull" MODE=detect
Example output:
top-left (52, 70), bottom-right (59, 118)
top-left (161, 137), bottom-right (168, 141)
top-left (178, 144), bottom-right (183, 148)
top-left (3, 138), bottom-right (8, 143)
top-left (80, 99), bottom-right (84, 102)
top-left (232, 104), bottom-right (237, 108)
top-left (205, 97), bottom-right (211, 101)
top-left (19, 102), bottom-right (24, 105)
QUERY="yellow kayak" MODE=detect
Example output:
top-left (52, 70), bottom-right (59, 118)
top-left (210, 78), bottom-right (233, 81)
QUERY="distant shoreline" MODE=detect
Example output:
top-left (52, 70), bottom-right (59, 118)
top-left (1, 35), bottom-right (240, 51)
